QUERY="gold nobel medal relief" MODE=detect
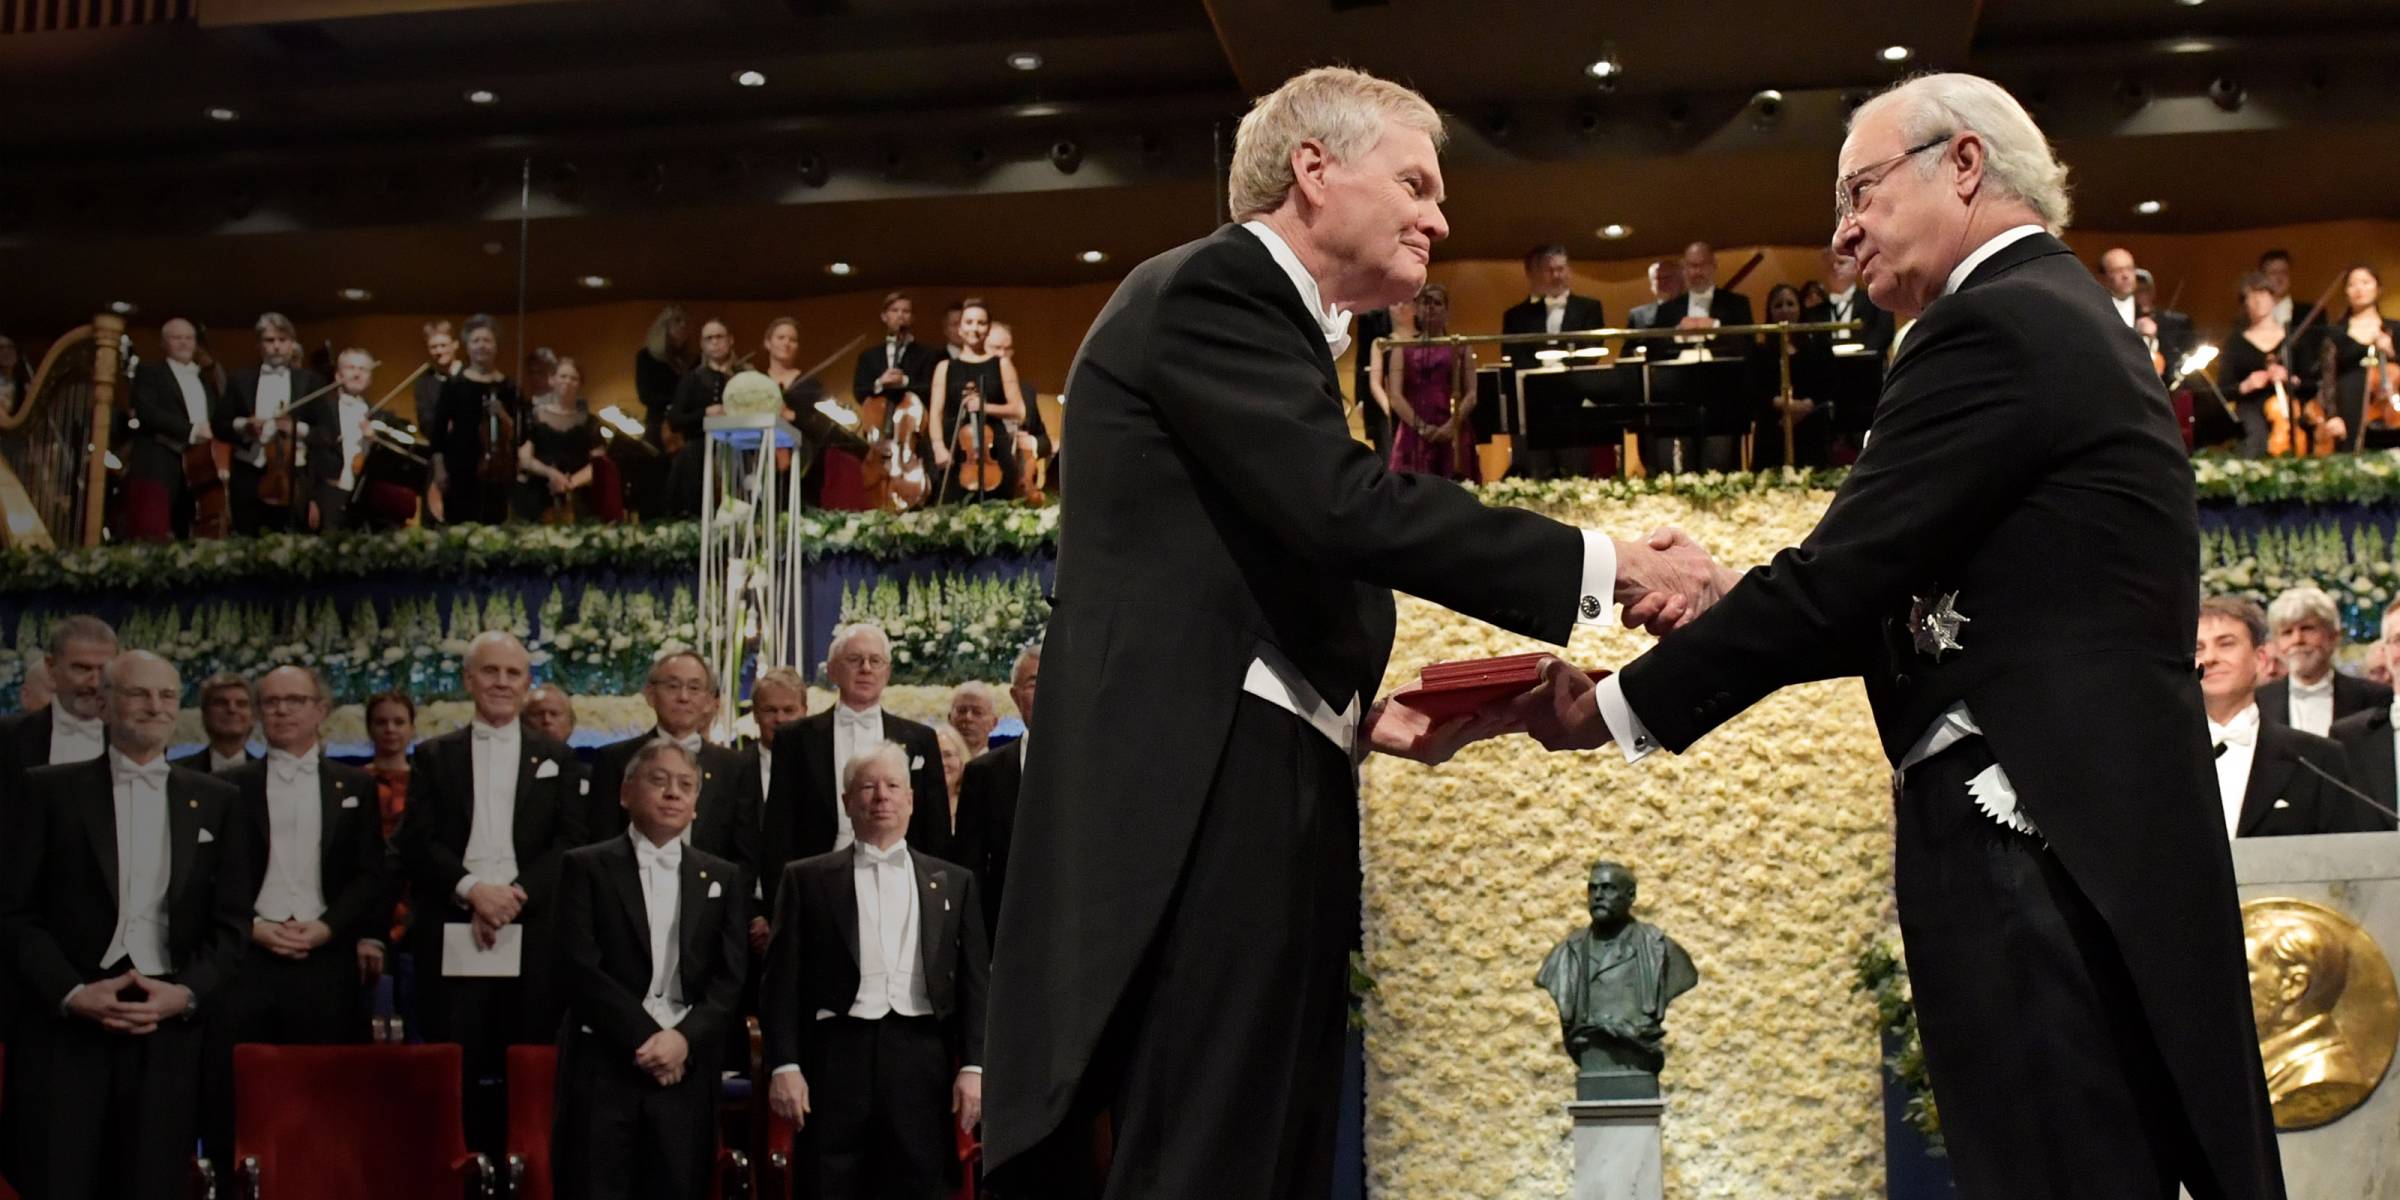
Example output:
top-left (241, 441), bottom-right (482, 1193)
top-left (2241, 897), bottom-right (2399, 1130)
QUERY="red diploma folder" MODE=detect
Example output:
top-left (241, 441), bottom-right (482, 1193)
top-left (1395, 652), bottom-right (1607, 721)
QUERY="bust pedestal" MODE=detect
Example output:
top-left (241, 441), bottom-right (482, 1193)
top-left (1568, 1098), bottom-right (1665, 1200)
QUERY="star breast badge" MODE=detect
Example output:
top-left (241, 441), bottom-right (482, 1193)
top-left (1909, 591), bottom-right (1970, 661)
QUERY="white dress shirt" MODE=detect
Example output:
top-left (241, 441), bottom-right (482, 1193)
top-left (456, 719), bottom-right (523, 898)
top-left (208, 747), bottom-right (251, 774)
top-left (1237, 220), bottom-right (1620, 750)
top-left (334, 393), bottom-right (370, 490)
top-left (49, 708), bottom-right (105, 766)
top-left (102, 749), bottom-right (175, 974)
top-left (848, 839), bottom-right (930, 1019)
top-left (2273, 296), bottom-right (2295, 328)
top-left (1826, 287), bottom-right (1859, 340)
top-left (167, 359), bottom-right (212, 442)
top-left (2285, 672), bottom-right (2336, 737)
top-left (632, 831), bottom-right (689, 1029)
top-left (2209, 705), bottom-right (2262, 838)
top-left (1684, 287), bottom-right (1715, 320)
top-left (256, 745), bottom-right (327, 922)
top-left (2111, 293), bottom-right (2139, 329)
top-left (831, 706), bottom-right (881, 850)
top-left (756, 745), bottom-right (774, 808)
top-left (246, 366), bottom-right (292, 468)
top-left (1537, 293), bottom-right (1570, 335)
top-left (1592, 225), bottom-right (2049, 797)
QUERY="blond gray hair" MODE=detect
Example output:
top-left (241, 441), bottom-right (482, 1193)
top-left (1852, 73), bottom-right (2073, 232)
top-left (1227, 66), bottom-right (1445, 221)
top-left (840, 740), bottom-right (912, 795)
top-left (2268, 586), bottom-right (2342, 639)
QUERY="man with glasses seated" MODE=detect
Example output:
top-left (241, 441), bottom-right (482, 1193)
top-left (764, 623), bottom-right (951, 886)
top-left (587, 651), bottom-right (762, 897)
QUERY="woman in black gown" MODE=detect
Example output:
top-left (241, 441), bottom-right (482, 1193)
top-left (514, 356), bottom-right (601, 523)
top-left (430, 313), bottom-right (520, 525)
top-left (2215, 272), bottom-right (2318, 458)
top-left (928, 300), bottom-right (1028, 504)
top-left (2311, 264), bottom-right (2400, 452)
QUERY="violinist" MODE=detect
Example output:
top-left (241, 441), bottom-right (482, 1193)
top-left (851, 293), bottom-right (942, 413)
top-left (985, 321), bottom-right (1051, 478)
top-left (305, 348), bottom-right (379, 532)
top-left (2217, 273), bottom-right (2314, 459)
top-left (123, 317), bottom-right (224, 541)
top-left (2315, 265), bottom-right (2400, 451)
top-left (429, 313), bottom-right (521, 525)
top-left (665, 318), bottom-right (737, 517)
top-left (628, 305), bottom-right (695, 520)
top-left (929, 299), bottom-right (1027, 504)
top-left (2134, 268), bottom-right (2194, 382)
top-left (513, 356), bottom-right (601, 524)
top-left (225, 312), bottom-right (325, 535)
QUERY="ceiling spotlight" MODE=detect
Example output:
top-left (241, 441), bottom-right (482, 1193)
top-left (827, 262), bottom-right (854, 277)
top-left (206, 106), bottom-right (238, 122)
top-left (1007, 50), bottom-right (1043, 71)
top-left (2208, 75), bottom-right (2246, 112)
top-left (2166, 38), bottom-right (2217, 54)
top-left (340, 287), bottom-right (372, 302)
top-left (1597, 223), bottom-right (1632, 239)
top-left (1049, 138), bottom-right (1084, 174)
top-left (109, 300), bottom-right (137, 315)
top-left (1078, 249), bottom-right (1108, 264)
top-left (1750, 89), bottom-right (1785, 124)
top-left (1015, 102), bottom-right (1064, 118)
top-left (734, 70), bottom-right (767, 88)
top-left (1586, 58), bottom-right (1620, 82)
top-left (2135, 199), bottom-right (2165, 215)
top-left (465, 89), bottom-right (497, 105)
top-left (2173, 0), bottom-right (2205, 6)
top-left (578, 274), bottom-right (611, 289)
top-left (1879, 45), bottom-right (1913, 64)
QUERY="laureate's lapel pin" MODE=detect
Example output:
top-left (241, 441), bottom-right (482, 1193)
top-left (1910, 591), bottom-right (1970, 661)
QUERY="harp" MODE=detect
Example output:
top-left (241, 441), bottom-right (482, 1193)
top-left (0, 313), bottom-right (125, 550)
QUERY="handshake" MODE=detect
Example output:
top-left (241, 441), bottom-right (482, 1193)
top-left (1364, 527), bottom-right (1739, 763)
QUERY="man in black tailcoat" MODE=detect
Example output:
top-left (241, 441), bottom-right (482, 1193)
top-left (1520, 74), bottom-right (2284, 1200)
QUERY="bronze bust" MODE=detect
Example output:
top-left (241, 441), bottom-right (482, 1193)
top-left (1536, 860), bottom-right (1699, 1100)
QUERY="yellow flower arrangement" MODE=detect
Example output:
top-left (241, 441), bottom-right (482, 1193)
top-left (1361, 490), bottom-right (1894, 1198)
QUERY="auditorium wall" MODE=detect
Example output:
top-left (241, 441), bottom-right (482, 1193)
top-left (70, 218), bottom-right (2400, 427)
top-left (1359, 488), bottom-right (1892, 1199)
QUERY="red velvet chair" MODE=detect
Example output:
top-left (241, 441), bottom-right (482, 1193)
top-left (232, 1044), bottom-right (493, 1199)
top-left (505, 1044), bottom-right (749, 1199)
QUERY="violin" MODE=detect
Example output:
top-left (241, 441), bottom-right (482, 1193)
top-left (185, 342), bottom-right (232, 539)
top-left (1015, 431), bottom-right (1043, 505)
top-left (891, 398), bottom-right (929, 510)
top-left (2357, 335), bottom-right (2400, 450)
top-left (2263, 349), bottom-right (2334, 459)
top-left (948, 380), bottom-right (1003, 499)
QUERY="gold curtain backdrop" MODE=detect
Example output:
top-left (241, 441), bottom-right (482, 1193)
top-left (1361, 488), bottom-right (1895, 1198)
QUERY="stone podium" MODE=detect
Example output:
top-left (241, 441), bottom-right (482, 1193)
top-left (1568, 1098), bottom-right (1664, 1200)
top-left (2230, 831), bottom-right (2400, 1200)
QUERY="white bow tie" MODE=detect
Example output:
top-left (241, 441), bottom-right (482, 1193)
top-left (472, 723), bottom-right (514, 742)
top-left (636, 840), bottom-right (682, 873)
top-left (664, 732), bottom-right (703, 754)
top-left (837, 710), bottom-right (879, 731)
top-left (262, 366), bottom-right (288, 376)
top-left (53, 710), bottom-right (102, 739)
top-left (2212, 710), bottom-right (2260, 750)
top-left (117, 758), bottom-right (170, 788)
top-left (269, 749), bottom-right (318, 782)
top-left (855, 840), bottom-right (908, 868)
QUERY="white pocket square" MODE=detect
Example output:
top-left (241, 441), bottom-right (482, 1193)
top-left (341, 795), bottom-right (360, 809)
top-left (535, 760), bottom-right (560, 779)
top-left (2274, 798), bottom-right (2291, 809)
top-left (911, 755), bottom-right (925, 770)
top-left (579, 779), bottom-right (590, 796)
top-left (197, 827), bottom-right (215, 844)
top-left (708, 881), bottom-right (723, 898)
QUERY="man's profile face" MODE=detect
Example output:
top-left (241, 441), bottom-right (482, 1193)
top-left (1313, 118), bottom-right (1449, 310)
top-left (1831, 109), bottom-right (1960, 317)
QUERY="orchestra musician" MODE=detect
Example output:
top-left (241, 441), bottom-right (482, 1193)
top-left (664, 319), bottom-right (737, 518)
top-left (223, 313), bottom-right (326, 536)
top-left (2218, 273), bottom-right (2313, 459)
top-left (2312, 265), bottom-right (2400, 452)
top-left (123, 318), bottom-right (224, 542)
top-left (429, 314), bottom-right (521, 526)
top-left (513, 357), bottom-right (602, 524)
top-left (927, 300), bottom-right (1027, 505)
top-left (306, 349), bottom-right (379, 533)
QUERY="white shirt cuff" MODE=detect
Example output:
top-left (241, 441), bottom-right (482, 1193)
top-left (958, 1065), bottom-right (983, 1075)
top-left (1594, 673), bottom-right (1659, 764)
top-left (771, 1063), bottom-right (800, 1077)
top-left (453, 875), bottom-right (482, 902)
top-left (1573, 531), bottom-right (1616, 629)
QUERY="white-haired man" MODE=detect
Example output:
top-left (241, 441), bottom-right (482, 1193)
top-left (393, 631), bottom-right (584, 1153)
top-left (223, 311), bottom-right (325, 535)
top-left (0, 615), bottom-right (118, 805)
top-left (764, 623), bottom-right (949, 884)
top-left (980, 65), bottom-right (1727, 1199)
top-left (305, 347), bottom-right (378, 532)
top-left (122, 317), bottom-right (224, 541)
top-left (0, 650), bottom-right (250, 1199)
top-left (2258, 584), bottom-right (2390, 735)
top-left (1519, 73), bottom-right (2283, 1198)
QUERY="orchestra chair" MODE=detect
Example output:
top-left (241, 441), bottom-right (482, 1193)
top-left (503, 1044), bottom-right (750, 1200)
top-left (232, 1044), bottom-right (494, 1199)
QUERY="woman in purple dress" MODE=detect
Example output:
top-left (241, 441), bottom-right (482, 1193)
top-left (1383, 283), bottom-right (1479, 480)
